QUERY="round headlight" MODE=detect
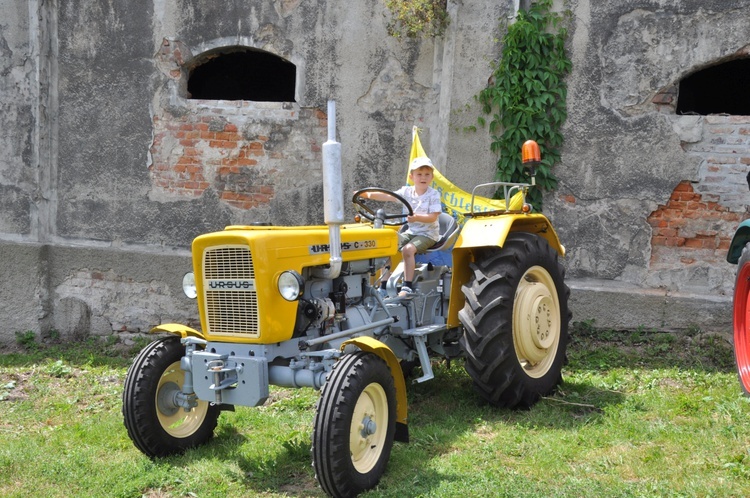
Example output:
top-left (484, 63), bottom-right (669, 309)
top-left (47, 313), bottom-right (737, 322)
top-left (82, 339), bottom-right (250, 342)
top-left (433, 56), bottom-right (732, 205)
top-left (182, 272), bottom-right (197, 299)
top-left (278, 271), bottom-right (304, 301)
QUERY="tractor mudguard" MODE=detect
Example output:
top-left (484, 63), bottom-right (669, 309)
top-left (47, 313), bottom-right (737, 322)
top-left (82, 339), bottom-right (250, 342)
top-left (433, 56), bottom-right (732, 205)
top-left (727, 219), bottom-right (750, 264)
top-left (454, 213), bottom-right (565, 256)
top-left (150, 323), bottom-right (206, 340)
top-left (444, 213), bottom-right (566, 327)
top-left (340, 336), bottom-right (409, 443)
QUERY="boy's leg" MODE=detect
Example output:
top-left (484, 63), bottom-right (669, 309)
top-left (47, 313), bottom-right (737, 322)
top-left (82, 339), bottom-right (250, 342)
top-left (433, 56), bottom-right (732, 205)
top-left (402, 243), bottom-right (418, 284)
top-left (398, 235), bottom-right (436, 294)
top-left (396, 233), bottom-right (417, 295)
top-left (408, 235), bottom-right (437, 256)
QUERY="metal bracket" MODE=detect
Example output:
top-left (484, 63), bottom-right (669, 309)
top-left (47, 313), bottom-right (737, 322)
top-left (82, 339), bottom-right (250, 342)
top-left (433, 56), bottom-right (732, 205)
top-left (206, 358), bottom-right (244, 404)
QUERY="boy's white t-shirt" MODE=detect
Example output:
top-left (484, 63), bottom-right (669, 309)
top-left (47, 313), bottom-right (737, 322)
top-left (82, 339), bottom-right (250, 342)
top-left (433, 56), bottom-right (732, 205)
top-left (394, 185), bottom-right (442, 241)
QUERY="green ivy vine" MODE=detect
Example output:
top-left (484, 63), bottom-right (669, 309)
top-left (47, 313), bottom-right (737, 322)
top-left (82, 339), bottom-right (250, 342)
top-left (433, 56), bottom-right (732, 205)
top-left (477, 0), bottom-right (571, 209)
top-left (384, 0), bottom-right (449, 39)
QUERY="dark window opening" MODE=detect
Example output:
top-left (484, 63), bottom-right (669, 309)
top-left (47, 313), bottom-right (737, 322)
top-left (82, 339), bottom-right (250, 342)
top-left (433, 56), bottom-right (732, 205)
top-left (677, 58), bottom-right (750, 115)
top-left (188, 49), bottom-right (296, 102)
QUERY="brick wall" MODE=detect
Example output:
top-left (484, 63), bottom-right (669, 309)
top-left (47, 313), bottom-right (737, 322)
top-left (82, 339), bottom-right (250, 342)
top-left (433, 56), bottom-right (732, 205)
top-left (150, 39), bottom-right (326, 214)
top-left (150, 102), bottom-right (327, 211)
top-left (648, 116), bottom-right (750, 270)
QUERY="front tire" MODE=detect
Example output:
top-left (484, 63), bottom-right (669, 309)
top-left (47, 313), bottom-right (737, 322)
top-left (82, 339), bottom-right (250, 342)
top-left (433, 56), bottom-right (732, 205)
top-left (459, 233), bottom-right (571, 408)
top-left (733, 243), bottom-right (750, 395)
top-left (312, 352), bottom-right (396, 497)
top-left (122, 335), bottom-right (220, 458)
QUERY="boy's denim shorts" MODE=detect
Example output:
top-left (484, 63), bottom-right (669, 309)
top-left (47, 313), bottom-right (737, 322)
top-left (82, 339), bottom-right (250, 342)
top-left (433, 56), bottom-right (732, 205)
top-left (398, 233), bottom-right (437, 253)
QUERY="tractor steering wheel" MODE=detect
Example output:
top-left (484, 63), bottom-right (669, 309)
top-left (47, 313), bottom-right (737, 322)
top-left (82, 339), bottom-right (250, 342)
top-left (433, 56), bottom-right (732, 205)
top-left (352, 188), bottom-right (414, 226)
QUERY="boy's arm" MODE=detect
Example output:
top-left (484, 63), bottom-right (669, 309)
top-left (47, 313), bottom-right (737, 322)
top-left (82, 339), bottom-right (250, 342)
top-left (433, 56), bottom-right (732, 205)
top-left (406, 212), bottom-right (439, 224)
top-left (358, 191), bottom-right (398, 202)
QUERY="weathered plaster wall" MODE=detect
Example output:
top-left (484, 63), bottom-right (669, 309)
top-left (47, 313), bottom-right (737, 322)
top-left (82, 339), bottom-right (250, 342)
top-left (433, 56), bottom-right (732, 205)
top-left (0, 240), bottom-right (199, 343)
top-left (56, 0), bottom-right (213, 246)
top-left (0, 0), bottom-right (510, 342)
top-left (0, 2), bottom-right (34, 236)
top-left (2, 0), bottom-right (749, 343)
top-left (545, 0), bottom-right (750, 331)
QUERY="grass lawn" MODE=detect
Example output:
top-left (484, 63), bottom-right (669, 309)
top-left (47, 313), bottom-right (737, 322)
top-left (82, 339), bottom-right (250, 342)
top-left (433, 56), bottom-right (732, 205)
top-left (1, 323), bottom-right (749, 497)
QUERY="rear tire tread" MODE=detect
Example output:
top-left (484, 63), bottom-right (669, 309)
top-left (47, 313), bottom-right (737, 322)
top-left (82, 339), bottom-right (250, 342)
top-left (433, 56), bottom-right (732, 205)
top-left (459, 233), bottom-right (571, 409)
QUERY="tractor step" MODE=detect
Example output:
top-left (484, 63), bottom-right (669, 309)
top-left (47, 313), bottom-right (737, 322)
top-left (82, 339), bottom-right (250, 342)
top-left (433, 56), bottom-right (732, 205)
top-left (400, 323), bottom-right (448, 337)
top-left (397, 324), bottom-right (449, 383)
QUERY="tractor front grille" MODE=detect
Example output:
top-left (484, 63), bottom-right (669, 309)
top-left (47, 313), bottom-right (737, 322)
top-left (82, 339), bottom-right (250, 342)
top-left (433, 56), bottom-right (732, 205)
top-left (202, 245), bottom-right (259, 337)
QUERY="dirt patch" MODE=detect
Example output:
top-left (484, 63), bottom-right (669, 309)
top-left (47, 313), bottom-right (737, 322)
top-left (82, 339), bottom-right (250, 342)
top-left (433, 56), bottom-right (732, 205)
top-left (0, 371), bottom-right (31, 402)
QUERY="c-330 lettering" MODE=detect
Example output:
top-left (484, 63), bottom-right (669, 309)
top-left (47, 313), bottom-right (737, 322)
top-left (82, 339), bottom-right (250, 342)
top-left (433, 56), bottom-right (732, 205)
top-left (309, 240), bottom-right (376, 254)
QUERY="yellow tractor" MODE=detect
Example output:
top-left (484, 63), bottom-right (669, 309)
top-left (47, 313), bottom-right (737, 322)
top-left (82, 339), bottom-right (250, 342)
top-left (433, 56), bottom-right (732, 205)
top-left (122, 102), bottom-right (570, 497)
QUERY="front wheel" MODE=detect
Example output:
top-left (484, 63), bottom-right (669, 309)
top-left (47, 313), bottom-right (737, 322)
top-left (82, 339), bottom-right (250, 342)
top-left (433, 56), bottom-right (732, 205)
top-left (312, 351), bottom-right (396, 497)
top-left (733, 243), bottom-right (750, 395)
top-left (459, 233), bottom-right (571, 408)
top-left (122, 335), bottom-right (220, 458)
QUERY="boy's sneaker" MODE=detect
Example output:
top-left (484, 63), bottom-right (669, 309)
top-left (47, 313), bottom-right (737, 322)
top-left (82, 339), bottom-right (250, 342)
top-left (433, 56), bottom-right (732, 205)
top-left (398, 286), bottom-right (414, 297)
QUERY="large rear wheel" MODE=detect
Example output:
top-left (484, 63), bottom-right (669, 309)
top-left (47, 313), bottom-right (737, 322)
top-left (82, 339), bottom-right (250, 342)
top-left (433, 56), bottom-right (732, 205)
top-left (122, 335), bottom-right (220, 458)
top-left (733, 243), bottom-right (750, 395)
top-left (312, 351), bottom-right (396, 497)
top-left (459, 233), bottom-right (571, 408)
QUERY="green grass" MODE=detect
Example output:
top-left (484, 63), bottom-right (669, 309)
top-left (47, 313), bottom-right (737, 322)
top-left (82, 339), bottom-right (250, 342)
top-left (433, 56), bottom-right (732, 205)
top-left (1, 325), bottom-right (749, 497)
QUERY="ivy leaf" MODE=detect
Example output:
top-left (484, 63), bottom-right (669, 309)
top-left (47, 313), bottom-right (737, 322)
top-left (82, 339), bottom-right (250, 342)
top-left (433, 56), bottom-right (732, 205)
top-left (475, 0), bottom-right (569, 211)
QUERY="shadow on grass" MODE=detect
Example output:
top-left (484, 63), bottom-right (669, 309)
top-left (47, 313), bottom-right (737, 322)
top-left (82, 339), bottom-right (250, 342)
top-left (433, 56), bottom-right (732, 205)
top-left (567, 321), bottom-right (736, 373)
top-left (8, 324), bottom-right (737, 497)
top-left (159, 421), bottom-right (325, 497)
top-left (157, 359), bottom-right (627, 497)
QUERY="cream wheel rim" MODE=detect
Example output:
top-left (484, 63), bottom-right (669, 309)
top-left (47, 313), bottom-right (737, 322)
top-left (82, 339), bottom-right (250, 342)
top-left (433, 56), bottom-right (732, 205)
top-left (349, 382), bottom-right (388, 474)
top-left (513, 266), bottom-right (561, 378)
top-left (156, 361), bottom-right (209, 438)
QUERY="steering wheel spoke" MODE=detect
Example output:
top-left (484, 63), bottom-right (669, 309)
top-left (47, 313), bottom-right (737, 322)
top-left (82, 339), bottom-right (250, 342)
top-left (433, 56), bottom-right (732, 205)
top-left (352, 188), bottom-right (413, 226)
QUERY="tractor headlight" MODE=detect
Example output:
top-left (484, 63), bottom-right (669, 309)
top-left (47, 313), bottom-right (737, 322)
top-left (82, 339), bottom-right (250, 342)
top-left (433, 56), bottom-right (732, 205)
top-left (278, 270), bottom-right (304, 301)
top-left (182, 272), bottom-right (197, 299)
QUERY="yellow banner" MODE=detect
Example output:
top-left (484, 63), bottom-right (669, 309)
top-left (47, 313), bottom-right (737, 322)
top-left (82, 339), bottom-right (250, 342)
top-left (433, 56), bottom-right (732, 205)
top-left (406, 127), bottom-right (523, 220)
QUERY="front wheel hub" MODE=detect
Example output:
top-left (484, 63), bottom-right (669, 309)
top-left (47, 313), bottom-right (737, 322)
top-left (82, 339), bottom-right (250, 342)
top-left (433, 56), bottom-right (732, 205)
top-left (156, 381), bottom-right (180, 416)
top-left (360, 416), bottom-right (377, 438)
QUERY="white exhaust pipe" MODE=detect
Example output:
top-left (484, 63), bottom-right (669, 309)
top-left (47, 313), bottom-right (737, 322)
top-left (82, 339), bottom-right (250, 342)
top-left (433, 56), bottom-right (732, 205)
top-left (317, 100), bottom-right (344, 279)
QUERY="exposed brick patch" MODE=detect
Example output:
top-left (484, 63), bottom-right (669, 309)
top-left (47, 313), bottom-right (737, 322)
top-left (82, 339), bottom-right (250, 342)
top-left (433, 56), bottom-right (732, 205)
top-left (648, 181), bottom-right (742, 267)
top-left (149, 102), bottom-right (326, 210)
top-left (652, 84), bottom-right (677, 113)
top-left (149, 41), bottom-right (325, 211)
top-left (682, 116), bottom-right (750, 212)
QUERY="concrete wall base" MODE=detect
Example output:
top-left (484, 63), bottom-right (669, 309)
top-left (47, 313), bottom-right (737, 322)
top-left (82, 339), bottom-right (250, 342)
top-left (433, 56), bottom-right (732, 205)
top-left (567, 278), bottom-right (732, 338)
top-left (0, 240), bottom-right (197, 345)
top-left (0, 240), bottom-right (734, 345)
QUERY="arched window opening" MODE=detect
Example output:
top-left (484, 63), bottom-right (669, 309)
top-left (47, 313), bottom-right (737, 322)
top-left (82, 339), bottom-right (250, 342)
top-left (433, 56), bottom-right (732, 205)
top-left (677, 58), bottom-right (750, 115)
top-left (187, 48), bottom-right (296, 102)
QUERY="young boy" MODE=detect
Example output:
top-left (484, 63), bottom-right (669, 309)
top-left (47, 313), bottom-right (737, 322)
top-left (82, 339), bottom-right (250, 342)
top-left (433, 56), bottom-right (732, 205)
top-left (364, 156), bottom-right (442, 296)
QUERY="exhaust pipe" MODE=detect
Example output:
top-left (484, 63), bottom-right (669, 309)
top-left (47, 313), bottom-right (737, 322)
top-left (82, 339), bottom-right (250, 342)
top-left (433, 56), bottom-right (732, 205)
top-left (317, 100), bottom-right (344, 279)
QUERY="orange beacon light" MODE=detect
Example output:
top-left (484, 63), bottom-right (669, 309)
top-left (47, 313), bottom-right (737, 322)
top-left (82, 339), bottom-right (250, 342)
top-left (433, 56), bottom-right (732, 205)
top-left (522, 139), bottom-right (541, 186)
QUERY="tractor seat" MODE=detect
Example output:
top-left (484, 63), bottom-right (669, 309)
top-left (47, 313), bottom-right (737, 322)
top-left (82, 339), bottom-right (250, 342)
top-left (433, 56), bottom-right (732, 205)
top-left (399, 212), bottom-right (460, 252)
top-left (427, 213), bottom-right (459, 252)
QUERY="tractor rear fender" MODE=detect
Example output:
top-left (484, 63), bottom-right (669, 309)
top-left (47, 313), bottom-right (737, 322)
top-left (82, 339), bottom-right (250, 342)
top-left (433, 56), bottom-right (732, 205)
top-left (727, 219), bottom-right (750, 264)
top-left (454, 213), bottom-right (565, 255)
top-left (445, 213), bottom-right (566, 327)
top-left (150, 323), bottom-right (206, 340)
top-left (341, 336), bottom-right (409, 443)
